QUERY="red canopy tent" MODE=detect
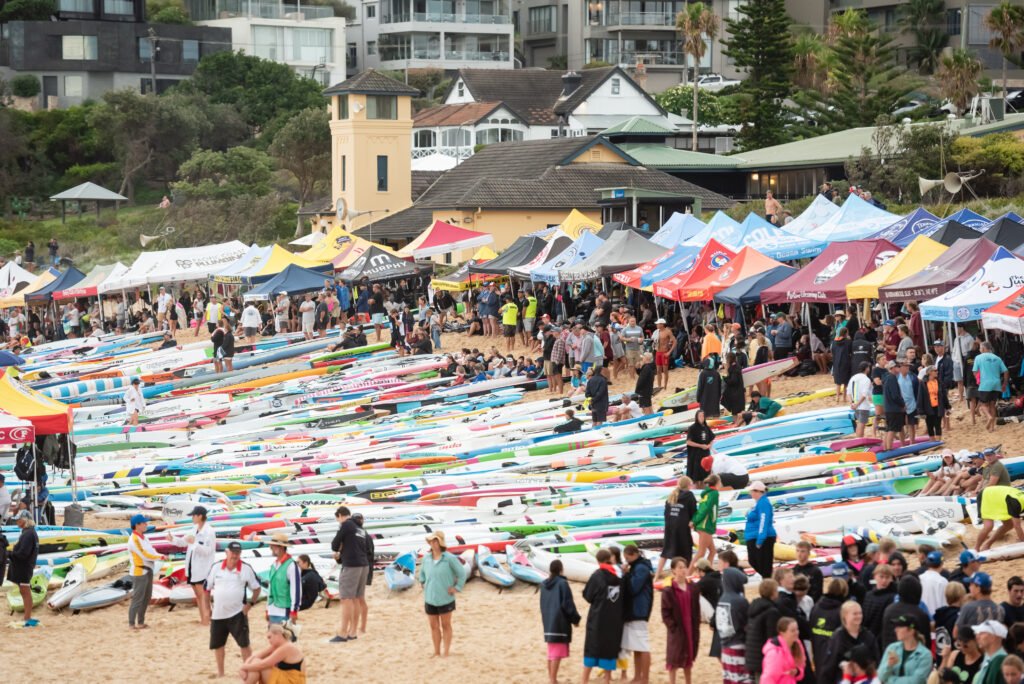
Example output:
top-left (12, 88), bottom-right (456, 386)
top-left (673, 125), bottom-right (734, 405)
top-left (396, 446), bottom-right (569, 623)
top-left (652, 239), bottom-right (738, 302)
top-left (674, 247), bottom-right (787, 302)
top-left (0, 411), bottom-right (35, 445)
top-left (397, 220), bottom-right (494, 259)
top-left (982, 285), bottom-right (1024, 335)
top-left (761, 239), bottom-right (900, 304)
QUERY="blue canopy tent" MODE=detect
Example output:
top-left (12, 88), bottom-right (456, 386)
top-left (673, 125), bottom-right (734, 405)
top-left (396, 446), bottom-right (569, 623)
top-left (530, 231), bottom-right (604, 285)
top-left (682, 211), bottom-right (742, 246)
top-left (982, 211), bottom-right (1024, 230)
top-left (651, 213), bottom-right (705, 248)
top-left (243, 264), bottom-right (337, 301)
top-left (727, 214), bottom-right (826, 261)
top-left (24, 267), bottom-right (86, 304)
top-left (934, 208), bottom-right (989, 232)
top-left (869, 207), bottom-right (941, 247)
top-left (713, 265), bottom-right (798, 306)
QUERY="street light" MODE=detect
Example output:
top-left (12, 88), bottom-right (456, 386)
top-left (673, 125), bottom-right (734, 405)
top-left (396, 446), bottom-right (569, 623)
top-left (310, 62), bottom-right (326, 85)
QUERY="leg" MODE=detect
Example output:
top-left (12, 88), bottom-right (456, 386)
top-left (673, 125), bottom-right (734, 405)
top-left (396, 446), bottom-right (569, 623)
top-left (583, 666), bottom-right (593, 684)
top-left (358, 597), bottom-right (368, 633)
top-left (635, 651), bottom-right (650, 684)
top-left (194, 584), bottom-right (210, 625)
top-left (975, 519), bottom-right (995, 551)
top-left (215, 647), bottom-right (226, 677)
top-left (428, 614), bottom-right (441, 656)
top-left (19, 584), bottom-right (32, 622)
top-left (668, 668), bottom-right (677, 684)
top-left (439, 610), bottom-right (454, 656)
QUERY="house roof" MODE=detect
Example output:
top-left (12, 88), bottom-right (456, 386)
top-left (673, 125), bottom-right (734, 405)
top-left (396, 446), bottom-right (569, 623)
top-left (601, 116), bottom-right (676, 136)
top-left (413, 102), bottom-right (505, 127)
top-left (616, 143), bottom-right (742, 170)
top-left (323, 69), bottom-right (420, 97)
top-left (50, 181), bottom-right (127, 202)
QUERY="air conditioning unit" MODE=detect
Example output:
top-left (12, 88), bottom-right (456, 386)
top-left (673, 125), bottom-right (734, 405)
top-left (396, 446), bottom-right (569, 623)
top-left (714, 136), bottom-right (734, 154)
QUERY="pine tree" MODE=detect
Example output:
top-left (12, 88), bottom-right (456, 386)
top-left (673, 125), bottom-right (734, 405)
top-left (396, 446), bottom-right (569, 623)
top-left (721, 0), bottom-right (795, 150)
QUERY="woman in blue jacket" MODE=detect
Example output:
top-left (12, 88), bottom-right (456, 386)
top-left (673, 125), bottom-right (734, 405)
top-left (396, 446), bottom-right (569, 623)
top-left (744, 480), bottom-right (776, 579)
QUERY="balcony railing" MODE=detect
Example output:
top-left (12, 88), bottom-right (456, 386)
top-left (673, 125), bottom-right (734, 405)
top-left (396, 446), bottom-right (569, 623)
top-left (412, 147), bottom-right (473, 160)
top-left (606, 12), bottom-right (676, 27)
top-left (444, 49), bottom-right (509, 61)
top-left (619, 50), bottom-right (683, 66)
top-left (383, 12), bottom-right (510, 24)
top-left (190, 0), bottom-right (335, 21)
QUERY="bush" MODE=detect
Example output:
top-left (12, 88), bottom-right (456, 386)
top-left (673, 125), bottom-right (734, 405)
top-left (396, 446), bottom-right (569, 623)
top-left (10, 75), bottom-right (40, 99)
top-left (0, 0), bottom-right (54, 21)
top-left (61, 161), bottom-right (121, 189)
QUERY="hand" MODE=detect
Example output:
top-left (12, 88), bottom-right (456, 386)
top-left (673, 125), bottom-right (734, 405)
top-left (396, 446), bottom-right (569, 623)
top-left (185, 535), bottom-right (195, 545)
top-left (447, 586), bottom-right (457, 595)
top-left (243, 604), bottom-right (251, 616)
top-left (888, 649), bottom-right (898, 666)
top-left (756, 544), bottom-right (762, 550)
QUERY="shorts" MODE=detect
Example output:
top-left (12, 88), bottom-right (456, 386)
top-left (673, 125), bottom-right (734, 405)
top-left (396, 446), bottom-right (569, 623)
top-left (243, 327), bottom-right (257, 338)
top-left (872, 394), bottom-right (884, 407)
top-left (637, 394), bottom-right (652, 408)
top-left (503, 324), bottom-right (516, 337)
top-left (979, 390), bottom-right (1000, 403)
top-left (954, 366), bottom-right (964, 382)
top-left (583, 656), bottom-right (618, 671)
top-left (302, 320), bottom-right (314, 334)
top-left (592, 409), bottom-right (607, 423)
top-left (621, 621), bottom-right (650, 652)
top-left (524, 318), bottom-right (535, 332)
top-left (886, 412), bottom-right (906, 432)
top-left (339, 565), bottom-right (369, 599)
top-left (966, 387), bottom-right (979, 400)
top-left (655, 351), bottom-right (669, 367)
top-left (371, 313), bottom-right (386, 325)
top-left (425, 601), bottom-right (456, 616)
top-left (625, 349), bottom-right (641, 366)
top-left (547, 643), bottom-right (570, 660)
top-left (210, 612), bottom-right (251, 650)
top-left (6, 563), bottom-right (32, 585)
top-left (267, 614), bottom-right (288, 625)
top-left (906, 410), bottom-right (917, 423)
top-left (854, 409), bottom-right (871, 424)
top-left (207, 322), bottom-right (217, 334)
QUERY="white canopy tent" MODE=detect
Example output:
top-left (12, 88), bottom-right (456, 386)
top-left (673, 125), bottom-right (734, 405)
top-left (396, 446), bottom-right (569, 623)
top-left (0, 261), bottom-right (35, 299)
top-left (99, 241), bottom-right (248, 293)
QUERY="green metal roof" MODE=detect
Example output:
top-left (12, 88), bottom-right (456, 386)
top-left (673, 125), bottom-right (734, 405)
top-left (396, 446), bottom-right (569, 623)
top-left (616, 143), bottom-right (742, 170)
top-left (601, 116), bottom-right (676, 136)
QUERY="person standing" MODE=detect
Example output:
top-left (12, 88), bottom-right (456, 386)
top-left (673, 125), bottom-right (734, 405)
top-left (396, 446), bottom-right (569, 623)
top-left (975, 341), bottom-right (1009, 433)
top-left (123, 377), bottom-right (146, 426)
top-left (764, 190), bottom-right (783, 225)
top-left (878, 615), bottom-right (932, 684)
top-left (47, 237), bottom-right (58, 265)
top-left (540, 559), bottom-right (581, 684)
top-left (715, 567), bottom-right (750, 680)
top-left (128, 513), bottom-right (167, 630)
top-left (974, 620), bottom-right (1010, 684)
top-left (696, 356), bottom-right (723, 418)
top-left (273, 292), bottom-right (290, 335)
top-left (721, 353), bottom-right (745, 417)
top-left (882, 360), bottom-right (906, 451)
top-left (156, 286), bottom-right (171, 328)
top-left (831, 326), bottom-right (853, 403)
top-left (167, 505), bottom-right (216, 625)
top-left (952, 323), bottom-right (975, 403)
top-left (585, 367), bottom-right (610, 428)
top-left (635, 352), bottom-right (656, 415)
top-left (771, 313), bottom-right (794, 359)
top-left (329, 506), bottom-right (369, 643)
top-left (0, 473), bottom-right (11, 524)
top-left (760, 617), bottom-right (806, 684)
top-left (203, 295), bottom-right (224, 335)
top-left (653, 319), bottom-right (675, 392)
top-left (24, 240), bottom-right (34, 267)
top-left (8, 510), bottom-right (39, 628)
top-left (418, 531), bottom-right (466, 658)
top-left (847, 361), bottom-right (873, 438)
top-left (918, 365), bottom-right (947, 439)
top-left (933, 339), bottom-right (954, 430)
top-left (745, 481), bottom-right (776, 580)
top-left (621, 316), bottom-right (645, 378)
top-left (265, 533), bottom-right (301, 626)
top-left (746, 579), bottom-right (782, 680)
top-left (662, 557), bottom-right (700, 684)
top-left (314, 294), bottom-right (329, 339)
top-left (240, 301), bottom-right (261, 345)
top-left (819, 601), bottom-right (879, 684)
top-left (792, 541), bottom-right (823, 602)
top-left (685, 411), bottom-right (714, 482)
top-left (499, 296), bottom-right (518, 352)
top-left (657, 477), bottom-right (697, 578)
top-left (582, 548), bottom-right (625, 684)
top-left (691, 475), bottom-right (720, 572)
top-left (621, 545), bottom-right (654, 683)
top-left (206, 541), bottom-right (261, 678)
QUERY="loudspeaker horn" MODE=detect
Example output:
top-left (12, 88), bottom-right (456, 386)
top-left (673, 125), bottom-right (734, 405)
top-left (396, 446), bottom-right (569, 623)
top-left (918, 177), bottom-right (944, 196)
top-left (140, 233), bottom-right (160, 247)
top-left (943, 172), bottom-right (964, 194)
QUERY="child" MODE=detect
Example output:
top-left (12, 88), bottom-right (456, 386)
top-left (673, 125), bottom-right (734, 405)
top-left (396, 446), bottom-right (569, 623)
top-left (540, 559), bottom-right (581, 684)
top-left (662, 557), bottom-right (700, 684)
top-left (691, 474), bottom-right (720, 572)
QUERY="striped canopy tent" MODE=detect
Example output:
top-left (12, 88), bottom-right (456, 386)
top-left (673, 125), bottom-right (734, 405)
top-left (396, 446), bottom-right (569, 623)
top-left (396, 220), bottom-right (494, 259)
top-left (0, 267), bottom-right (59, 308)
top-left (982, 285), bottom-right (1024, 335)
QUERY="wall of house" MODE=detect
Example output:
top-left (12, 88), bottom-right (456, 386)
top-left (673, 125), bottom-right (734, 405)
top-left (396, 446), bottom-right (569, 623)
top-left (568, 145), bottom-right (630, 164)
top-left (433, 207), bottom-right (601, 253)
top-left (572, 75), bottom-right (662, 117)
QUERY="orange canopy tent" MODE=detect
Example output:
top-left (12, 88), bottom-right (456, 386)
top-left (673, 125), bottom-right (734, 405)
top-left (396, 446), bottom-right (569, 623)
top-left (652, 239), bottom-right (739, 302)
top-left (673, 247), bottom-right (787, 302)
top-left (0, 371), bottom-right (72, 434)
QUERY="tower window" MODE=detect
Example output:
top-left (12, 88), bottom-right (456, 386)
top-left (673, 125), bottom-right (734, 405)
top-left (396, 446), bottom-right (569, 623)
top-left (377, 155), bottom-right (388, 191)
top-left (342, 155), bottom-right (346, 192)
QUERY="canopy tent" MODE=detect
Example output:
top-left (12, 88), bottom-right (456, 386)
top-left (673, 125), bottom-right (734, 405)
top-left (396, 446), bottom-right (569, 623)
top-left (613, 244), bottom-right (701, 289)
top-left (530, 231), bottom-right (605, 285)
top-left (302, 225), bottom-right (395, 265)
top-left (396, 220), bottom-right (494, 259)
top-left (761, 239), bottom-right (900, 304)
top-left (805, 195), bottom-right (900, 243)
top-left (0, 268), bottom-right (58, 308)
top-left (54, 262), bottom-right (126, 300)
top-left (467, 236), bottom-right (548, 275)
top-left (0, 372), bottom-right (71, 434)
top-left (929, 219), bottom-right (982, 246)
top-left (595, 222), bottom-right (645, 240)
top-left (49, 181), bottom-right (127, 223)
top-left (337, 246), bottom-right (428, 283)
top-left (982, 211), bottom-right (1024, 230)
top-left (101, 241), bottom-right (248, 292)
top-left (920, 247), bottom-right (1024, 322)
top-left (212, 245), bottom-right (330, 286)
top-left (243, 264), bottom-right (337, 301)
top-left (935, 208), bottom-right (989, 231)
top-left (0, 261), bottom-right (35, 299)
top-left (652, 240), bottom-right (739, 301)
top-left (558, 230), bottom-right (666, 281)
top-left (672, 246), bottom-right (785, 302)
top-left (868, 207), bottom-right (941, 247)
top-left (714, 265), bottom-right (799, 307)
top-left (780, 195), bottom-right (840, 237)
top-left (845, 235), bottom-right (948, 300)
top-left (878, 237), bottom-right (999, 302)
top-left (471, 246), bottom-right (498, 261)
top-left (725, 213), bottom-right (825, 261)
top-left (0, 411), bottom-right (35, 445)
top-left (682, 211), bottom-right (742, 246)
top-left (651, 212), bottom-right (705, 248)
top-left (430, 246), bottom-right (501, 291)
top-left (508, 231), bottom-right (574, 280)
top-left (982, 285), bottom-right (1024, 335)
top-left (289, 231), bottom-right (326, 247)
top-left (209, 244), bottom-right (270, 283)
top-left (982, 217), bottom-right (1024, 251)
top-left (24, 267), bottom-right (85, 304)
top-left (556, 209), bottom-right (601, 239)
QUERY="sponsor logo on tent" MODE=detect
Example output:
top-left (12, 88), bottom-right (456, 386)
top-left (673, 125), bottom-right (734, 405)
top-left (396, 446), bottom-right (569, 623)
top-left (709, 252), bottom-right (730, 269)
top-left (955, 307), bottom-right (972, 320)
top-left (0, 425), bottom-right (32, 442)
top-left (335, 236), bottom-right (353, 248)
top-left (716, 266), bottom-right (734, 282)
top-left (874, 251), bottom-right (898, 268)
top-left (813, 254), bottom-right (848, 284)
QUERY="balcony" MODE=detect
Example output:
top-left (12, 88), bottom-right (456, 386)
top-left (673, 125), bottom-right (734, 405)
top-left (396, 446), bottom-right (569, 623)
top-left (444, 49), bottom-right (509, 61)
top-left (187, 0), bottom-right (335, 21)
top-left (619, 50), bottom-right (683, 66)
top-left (412, 147), bottom-right (472, 160)
top-left (604, 12), bottom-right (677, 29)
top-left (383, 12), bottom-right (510, 24)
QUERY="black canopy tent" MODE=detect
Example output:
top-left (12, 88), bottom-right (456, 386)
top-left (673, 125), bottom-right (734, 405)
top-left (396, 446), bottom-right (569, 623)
top-left (338, 246), bottom-right (431, 283)
top-left (984, 217), bottom-right (1024, 251)
top-left (929, 220), bottom-right (981, 246)
top-left (467, 236), bottom-right (548, 276)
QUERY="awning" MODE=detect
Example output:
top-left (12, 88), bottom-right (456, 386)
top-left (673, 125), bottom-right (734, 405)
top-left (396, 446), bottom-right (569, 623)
top-left (304, 225), bottom-right (395, 264)
top-left (682, 211), bottom-right (741, 246)
top-left (54, 262), bottom-right (126, 300)
top-left (25, 267), bottom-right (86, 304)
top-left (0, 261), bottom-right (35, 299)
top-left (726, 213), bottom-right (825, 261)
top-left (650, 212), bottom-right (705, 248)
top-left (929, 220), bottom-right (982, 246)
top-left (613, 244), bottom-right (701, 289)
top-left (468, 236), bottom-right (549, 275)
top-left (780, 195), bottom-right (839, 237)
top-left (652, 239), bottom-right (740, 301)
top-left (430, 246), bottom-right (500, 291)
top-left (397, 220), bottom-right (494, 259)
top-left (338, 246), bottom-right (429, 283)
top-left (529, 231), bottom-right (605, 285)
top-left (878, 237), bottom-right (999, 302)
top-left (761, 239), bottom-right (900, 304)
top-left (558, 230), bottom-right (667, 281)
top-left (982, 285), bottom-right (1024, 335)
top-left (212, 244), bottom-right (331, 286)
top-left (673, 246), bottom-right (787, 302)
top-left (289, 231), bottom-right (326, 247)
top-left (0, 371), bottom-right (71, 435)
top-left (508, 231), bottom-right (573, 279)
top-left (244, 264), bottom-right (337, 301)
top-left (0, 268), bottom-right (58, 308)
top-left (714, 265), bottom-right (798, 306)
top-left (920, 247), bottom-right (1024, 322)
top-left (102, 241), bottom-right (249, 291)
top-left (982, 217), bottom-right (1024, 251)
top-left (845, 235), bottom-right (947, 300)
top-left (935, 208), bottom-right (989, 231)
top-left (805, 195), bottom-right (900, 243)
top-left (0, 411), bottom-right (35, 445)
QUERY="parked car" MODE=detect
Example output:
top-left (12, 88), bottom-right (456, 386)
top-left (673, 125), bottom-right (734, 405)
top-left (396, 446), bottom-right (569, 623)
top-left (696, 73), bottom-right (740, 91)
top-left (1005, 90), bottom-right (1024, 113)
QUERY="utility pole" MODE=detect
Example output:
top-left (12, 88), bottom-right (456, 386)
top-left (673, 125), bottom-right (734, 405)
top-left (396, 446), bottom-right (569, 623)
top-left (147, 27), bottom-right (159, 94)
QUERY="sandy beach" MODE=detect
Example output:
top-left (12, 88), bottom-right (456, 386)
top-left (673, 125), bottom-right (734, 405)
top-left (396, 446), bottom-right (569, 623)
top-left (9, 329), bottom-right (1024, 683)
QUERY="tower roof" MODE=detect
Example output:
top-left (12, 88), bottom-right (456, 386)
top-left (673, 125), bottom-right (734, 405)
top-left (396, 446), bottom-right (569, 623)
top-left (323, 69), bottom-right (421, 97)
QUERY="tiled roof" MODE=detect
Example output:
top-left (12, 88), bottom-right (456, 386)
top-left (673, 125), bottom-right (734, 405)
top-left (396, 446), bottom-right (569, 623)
top-left (412, 170), bottom-right (444, 201)
top-left (413, 102), bottom-right (503, 127)
top-left (323, 69), bottom-right (421, 96)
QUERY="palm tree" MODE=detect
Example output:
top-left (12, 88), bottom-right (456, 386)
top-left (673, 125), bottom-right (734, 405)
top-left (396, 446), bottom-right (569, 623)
top-left (676, 2), bottom-right (720, 151)
top-left (937, 48), bottom-right (983, 115)
top-left (900, 0), bottom-right (947, 74)
top-left (985, 0), bottom-right (1024, 96)
top-left (793, 32), bottom-right (828, 92)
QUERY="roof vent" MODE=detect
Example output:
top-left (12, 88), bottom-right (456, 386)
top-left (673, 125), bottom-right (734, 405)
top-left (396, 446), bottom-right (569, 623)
top-left (561, 71), bottom-right (582, 97)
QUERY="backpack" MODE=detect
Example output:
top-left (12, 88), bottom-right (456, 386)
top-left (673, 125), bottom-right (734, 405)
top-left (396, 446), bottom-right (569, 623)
top-left (14, 445), bottom-right (38, 483)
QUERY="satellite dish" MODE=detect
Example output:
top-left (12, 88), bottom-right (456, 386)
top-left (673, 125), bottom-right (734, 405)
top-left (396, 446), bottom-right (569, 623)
top-left (918, 177), bottom-right (944, 197)
top-left (943, 172), bottom-right (963, 194)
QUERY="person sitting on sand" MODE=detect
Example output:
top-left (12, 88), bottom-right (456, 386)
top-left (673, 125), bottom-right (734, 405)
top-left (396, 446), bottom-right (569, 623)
top-left (918, 449), bottom-right (961, 497)
top-left (239, 623), bottom-right (305, 684)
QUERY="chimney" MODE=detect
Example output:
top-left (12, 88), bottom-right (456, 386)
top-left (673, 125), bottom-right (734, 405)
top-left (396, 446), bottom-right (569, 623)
top-left (561, 71), bottom-right (582, 97)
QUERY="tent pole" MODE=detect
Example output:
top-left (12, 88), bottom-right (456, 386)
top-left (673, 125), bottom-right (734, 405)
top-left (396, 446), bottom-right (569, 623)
top-left (922, 316), bottom-right (930, 350)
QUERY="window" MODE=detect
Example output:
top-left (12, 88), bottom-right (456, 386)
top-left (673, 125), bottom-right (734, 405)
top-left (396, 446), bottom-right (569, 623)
top-left (366, 4), bottom-right (375, 17)
top-left (611, 77), bottom-right (620, 95)
top-left (368, 41), bottom-right (377, 55)
top-left (182, 39), bottom-right (199, 62)
top-left (947, 8), bottom-right (962, 35)
top-left (456, 80), bottom-right (464, 97)
top-left (138, 36), bottom-right (152, 60)
top-left (338, 94), bottom-right (348, 119)
top-left (376, 155), bottom-right (388, 192)
top-left (59, 0), bottom-right (92, 12)
top-left (253, 25), bottom-right (282, 60)
top-left (341, 156), bottom-right (346, 192)
top-left (367, 95), bottom-right (397, 119)
top-left (477, 127), bottom-right (522, 145)
top-left (292, 28), bottom-right (330, 62)
top-left (103, 0), bottom-right (134, 14)
top-left (414, 129), bottom-right (437, 148)
top-left (64, 74), bottom-right (83, 97)
top-left (441, 128), bottom-right (471, 147)
top-left (528, 5), bottom-right (555, 33)
top-left (347, 43), bottom-right (357, 68)
top-left (62, 35), bottom-right (98, 60)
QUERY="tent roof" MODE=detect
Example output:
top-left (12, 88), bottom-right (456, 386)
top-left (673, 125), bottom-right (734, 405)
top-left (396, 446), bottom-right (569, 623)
top-left (804, 195), bottom-right (900, 243)
top-left (431, 259), bottom-right (500, 291)
top-left (49, 181), bottom-right (127, 202)
top-left (244, 264), bottom-right (336, 300)
top-left (54, 262), bottom-right (125, 300)
top-left (508, 231), bottom-right (573, 278)
top-left (612, 243), bottom-right (701, 289)
top-left (396, 220), bottom-right (494, 259)
top-left (210, 244), bottom-right (268, 280)
top-left (595, 221), bottom-right (645, 240)
top-left (672, 246), bottom-right (785, 302)
top-left (0, 268), bottom-right (58, 307)
top-left (652, 239), bottom-right (740, 301)
top-left (780, 195), bottom-right (840, 238)
top-left (557, 209), bottom-right (602, 239)
top-left (651, 212), bottom-right (705, 248)
top-left (983, 217), bottom-right (1024, 251)
top-left (529, 231), bottom-right (605, 284)
top-left (920, 247), bottom-right (1024, 322)
top-left (846, 235), bottom-right (947, 300)
top-left (337, 245), bottom-right (426, 282)
top-left (714, 265), bottom-right (799, 306)
top-left (467, 236), bottom-right (549, 275)
top-left (558, 230), bottom-right (666, 280)
top-left (102, 241), bottom-right (249, 291)
top-left (937, 208), bottom-right (989, 231)
top-left (762, 239), bottom-right (900, 304)
top-left (0, 372), bottom-right (70, 435)
top-left (982, 285), bottom-right (1024, 335)
top-left (213, 244), bottom-right (329, 284)
top-left (869, 207), bottom-right (942, 248)
top-left (0, 261), bottom-right (35, 299)
top-left (982, 211), bottom-right (1024, 230)
top-left (929, 219), bottom-right (981, 246)
top-left (878, 237), bottom-right (999, 302)
top-left (0, 410), bottom-right (35, 445)
top-left (25, 267), bottom-right (85, 303)
top-left (683, 211), bottom-right (741, 246)
top-left (727, 213), bottom-right (825, 261)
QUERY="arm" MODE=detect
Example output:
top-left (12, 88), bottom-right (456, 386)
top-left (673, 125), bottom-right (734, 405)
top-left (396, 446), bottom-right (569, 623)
top-left (288, 561), bottom-right (302, 619)
top-left (450, 553), bottom-right (467, 592)
top-left (661, 588), bottom-right (677, 630)
top-left (239, 643), bottom-right (290, 672)
top-left (561, 582), bottom-right (581, 625)
top-left (756, 500), bottom-right (771, 546)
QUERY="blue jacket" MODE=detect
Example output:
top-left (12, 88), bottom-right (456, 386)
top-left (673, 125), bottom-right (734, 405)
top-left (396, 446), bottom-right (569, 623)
top-left (744, 495), bottom-right (776, 546)
top-left (624, 556), bottom-right (654, 621)
top-left (356, 289), bottom-right (369, 314)
top-left (883, 372), bottom-right (905, 413)
top-left (336, 284), bottom-right (351, 311)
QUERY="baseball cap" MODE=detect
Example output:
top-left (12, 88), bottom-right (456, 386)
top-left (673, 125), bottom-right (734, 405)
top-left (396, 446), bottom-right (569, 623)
top-left (655, 318), bottom-right (666, 325)
top-left (865, 543), bottom-right (879, 554)
top-left (749, 480), bottom-right (767, 492)
top-left (12, 509), bottom-right (31, 522)
top-left (933, 339), bottom-right (946, 346)
top-left (226, 541), bottom-right (243, 552)
top-left (831, 562), bottom-right (850, 579)
top-left (130, 513), bottom-right (148, 528)
top-left (960, 549), bottom-right (981, 565)
top-left (886, 360), bottom-right (898, 369)
top-left (884, 319), bottom-right (895, 326)
top-left (971, 572), bottom-right (993, 590)
top-left (188, 505), bottom-right (208, 517)
top-left (974, 619), bottom-right (1008, 638)
top-left (890, 614), bottom-right (915, 627)
top-left (940, 448), bottom-right (955, 459)
top-left (956, 449), bottom-right (973, 464)
top-left (834, 309), bottom-right (845, 317)
top-left (842, 534), bottom-right (858, 547)
top-left (845, 644), bottom-right (875, 671)
top-left (926, 551), bottom-right (943, 567)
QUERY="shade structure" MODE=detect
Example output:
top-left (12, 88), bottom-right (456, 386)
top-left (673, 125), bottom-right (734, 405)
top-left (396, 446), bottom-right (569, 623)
top-left (869, 207), bottom-right (941, 247)
top-left (682, 211), bottom-right (742, 246)
top-left (596, 221), bottom-right (645, 240)
top-left (25, 267), bottom-right (85, 304)
top-left (468, 236), bottom-right (548, 275)
top-left (102, 241), bottom-right (249, 292)
top-left (558, 230), bottom-right (666, 281)
top-left (714, 265), bottom-right (799, 306)
top-left (556, 209), bottom-right (601, 239)
top-left (761, 239), bottom-right (900, 304)
top-left (0, 411), bottom-right (35, 445)
top-left (613, 244), bottom-right (701, 289)
top-left (652, 239), bottom-right (739, 301)
top-left (243, 264), bottom-right (338, 301)
top-left (805, 195), bottom-right (900, 243)
top-left (929, 219), bottom-right (982, 246)
top-left (673, 246), bottom-right (786, 302)
top-left (982, 211), bottom-right (1024, 230)
top-left (508, 231), bottom-right (574, 279)
top-left (845, 235), bottom-right (948, 300)
top-left (982, 285), bottom-right (1024, 335)
top-left (920, 247), bottom-right (1024, 322)
top-left (936, 208), bottom-right (989, 231)
top-left (982, 217), bottom-right (1024, 251)
top-left (302, 225), bottom-right (395, 264)
top-left (0, 372), bottom-right (71, 435)
top-left (651, 212), bottom-right (705, 248)
top-left (726, 213), bottom-right (825, 261)
top-left (50, 181), bottom-right (127, 202)
top-left (781, 195), bottom-right (840, 237)
top-left (530, 231), bottom-right (605, 284)
top-left (212, 245), bottom-right (330, 286)
top-left (210, 244), bottom-right (269, 282)
top-left (289, 231), bottom-right (326, 247)
top-left (432, 261), bottom-right (497, 291)
top-left (397, 220), bottom-right (494, 259)
top-left (0, 268), bottom-right (58, 308)
top-left (878, 237), bottom-right (999, 302)
top-left (0, 261), bottom-right (34, 299)
top-left (337, 246), bottom-right (427, 283)
top-left (54, 262), bottom-right (126, 300)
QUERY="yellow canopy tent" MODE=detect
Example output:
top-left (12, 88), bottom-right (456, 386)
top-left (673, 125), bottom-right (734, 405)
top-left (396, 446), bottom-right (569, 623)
top-left (846, 235), bottom-right (947, 300)
top-left (557, 209), bottom-right (601, 239)
top-left (303, 225), bottom-right (395, 264)
top-left (255, 245), bottom-right (328, 276)
top-left (0, 370), bottom-right (71, 434)
top-left (0, 267), bottom-right (59, 308)
top-left (432, 246), bottom-right (504, 292)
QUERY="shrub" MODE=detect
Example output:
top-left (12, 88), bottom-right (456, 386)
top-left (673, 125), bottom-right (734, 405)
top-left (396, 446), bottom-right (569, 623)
top-left (10, 75), bottom-right (40, 99)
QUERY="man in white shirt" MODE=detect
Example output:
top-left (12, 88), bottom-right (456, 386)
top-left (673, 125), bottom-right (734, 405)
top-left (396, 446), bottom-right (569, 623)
top-left (613, 392), bottom-right (644, 421)
top-left (206, 541), bottom-right (261, 677)
top-left (846, 361), bottom-right (873, 438)
top-left (710, 452), bottom-right (750, 489)
top-left (123, 377), bottom-right (146, 426)
top-left (8, 308), bottom-right (25, 337)
top-left (919, 550), bottom-right (949, 616)
top-left (240, 302), bottom-right (262, 345)
top-left (156, 286), bottom-right (171, 325)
